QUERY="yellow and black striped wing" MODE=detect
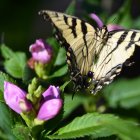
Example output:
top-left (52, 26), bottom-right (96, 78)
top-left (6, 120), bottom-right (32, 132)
top-left (39, 10), bottom-right (99, 76)
top-left (39, 10), bottom-right (140, 94)
top-left (91, 30), bottom-right (140, 93)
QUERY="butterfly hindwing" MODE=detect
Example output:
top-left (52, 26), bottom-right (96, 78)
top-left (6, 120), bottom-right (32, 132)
top-left (92, 30), bottom-right (140, 93)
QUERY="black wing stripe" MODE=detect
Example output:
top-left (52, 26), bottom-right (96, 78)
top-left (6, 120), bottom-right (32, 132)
top-left (63, 15), bottom-right (68, 24)
top-left (71, 18), bottom-right (77, 38)
top-left (116, 31), bottom-right (128, 45)
top-left (81, 21), bottom-right (87, 34)
top-left (55, 12), bottom-right (58, 17)
top-left (99, 31), bottom-right (128, 66)
top-left (126, 31), bottom-right (136, 50)
top-left (81, 21), bottom-right (88, 57)
top-left (107, 31), bottom-right (128, 57)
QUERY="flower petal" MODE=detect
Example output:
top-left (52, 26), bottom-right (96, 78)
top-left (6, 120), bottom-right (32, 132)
top-left (107, 24), bottom-right (123, 31)
top-left (90, 13), bottom-right (104, 28)
top-left (43, 85), bottom-right (60, 99)
top-left (29, 39), bottom-right (52, 64)
top-left (37, 99), bottom-right (62, 120)
top-left (4, 81), bottom-right (32, 114)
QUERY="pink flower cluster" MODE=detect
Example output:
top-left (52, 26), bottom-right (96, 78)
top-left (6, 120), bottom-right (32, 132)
top-left (29, 39), bottom-right (52, 64)
top-left (4, 81), bottom-right (62, 121)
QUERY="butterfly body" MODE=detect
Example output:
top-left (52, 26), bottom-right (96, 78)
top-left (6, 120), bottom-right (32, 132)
top-left (39, 10), bottom-right (140, 94)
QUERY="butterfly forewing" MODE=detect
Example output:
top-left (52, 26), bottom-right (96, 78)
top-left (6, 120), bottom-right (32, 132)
top-left (39, 10), bottom-right (98, 75)
top-left (39, 10), bottom-right (140, 94)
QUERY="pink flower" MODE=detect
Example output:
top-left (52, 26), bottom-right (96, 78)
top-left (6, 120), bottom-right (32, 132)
top-left (90, 13), bottom-right (104, 28)
top-left (29, 39), bottom-right (52, 64)
top-left (106, 24), bottom-right (123, 31)
top-left (4, 81), bottom-right (32, 114)
top-left (37, 86), bottom-right (63, 121)
top-left (90, 13), bottom-right (123, 31)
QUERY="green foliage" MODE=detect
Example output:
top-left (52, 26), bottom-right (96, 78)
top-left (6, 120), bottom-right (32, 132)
top-left (103, 78), bottom-right (140, 109)
top-left (1, 44), bottom-right (27, 78)
top-left (133, 17), bottom-right (140, 29)
top-left (107, 0), bottom-right (132, 28)
top-left (65, 0), bottom-right (76, 15)
top-left (0, 44), bottom-right (15, 59)
top-left (0, 102), bottom-right (16, 140)
top-left (47, 113), bottom-right (114, 139)
top-left (47, 37), bottom-right (60, 55)
top-left (60, 81), bottom-right (70, 93)
top-left (48, 65), bottom-right (68, 79)
top-left (12, 124), bottom-right (31, 140)
top-left (47, 37), bottom-right (67, 68)
top-left (63, 94), bottom-right (86, 117)
top-left (47, 113), bottom-right (140, 140)
top-left (22, 64), bottom-right (35, 84)
top-left (54, 48), bottom-right (66, 66)
top-left (0, 71), bottom-right (15, 94)
top-left (0, 71), bottom-right (15, 102)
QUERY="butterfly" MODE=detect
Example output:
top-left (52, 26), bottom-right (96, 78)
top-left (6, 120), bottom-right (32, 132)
top-left (39, 10), bottom-right (140, 94)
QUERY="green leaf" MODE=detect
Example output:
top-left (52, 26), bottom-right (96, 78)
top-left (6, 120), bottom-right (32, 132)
top-left (108, 119), bottom-right (140, 140)
top-left (1, 44), bottom-right (27, 78)
top-left (47, 37), bottom-right (59, 53)
top-left (48, 65), bottom-right (68, 79)
top-left (60, 81), bottom-right (70, 93)
top-left (12, 124), bottom-right (31, 140)
top-left (103, 78), bottom-right (140, 109)
top-left (65, 0), bottom-right (76, 15)
top-left (54, 47), bottom-right (66, 66)
top-left (133, 17), bottom-right (140, 29)
top-left (0, 44), bottom-right (15, 59)
top-left (107, 0), bottom-right (132, 28)
top-left (47, 113), bottom-right (140, 140)
top-left (4, 52), bottom-right (27, 78)
top-left (22, 64), bottom-right (35, 84)
top-left (47, 113), bottom-right (115, 139)
top-left (0, 130), bottom-right (12, 140)
top-left (0, 102), bottom-right (15, 140)
top-left (0, 71), bottom-right (15, 94)
top-left (47, 37), bottom-right (62, 65)
top-left (63, 94), bottom-right (86, 117)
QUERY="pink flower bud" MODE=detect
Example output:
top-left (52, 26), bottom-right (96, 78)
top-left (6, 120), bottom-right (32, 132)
top-left (90, 13), bottom-right (123, 31)
top-left (37, 86), bottom-right (62, 121)
top-left (90, 13), bottom-right (104, 28)
top-left (29, 39), bottom-right (52, 64)
top-left (107, 24), bottom-right (123, 31)
top-left (4, 81), bottom-right (32, 114)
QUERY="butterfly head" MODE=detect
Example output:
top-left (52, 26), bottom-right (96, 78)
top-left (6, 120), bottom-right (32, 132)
top-left (72, 70), bottom-right (96, 92)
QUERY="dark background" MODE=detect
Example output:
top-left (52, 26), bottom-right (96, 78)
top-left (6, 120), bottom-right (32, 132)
top-left (1, 0), bottom-right (140, 50)
top-left (0, 0), bottom-right (71, 51)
